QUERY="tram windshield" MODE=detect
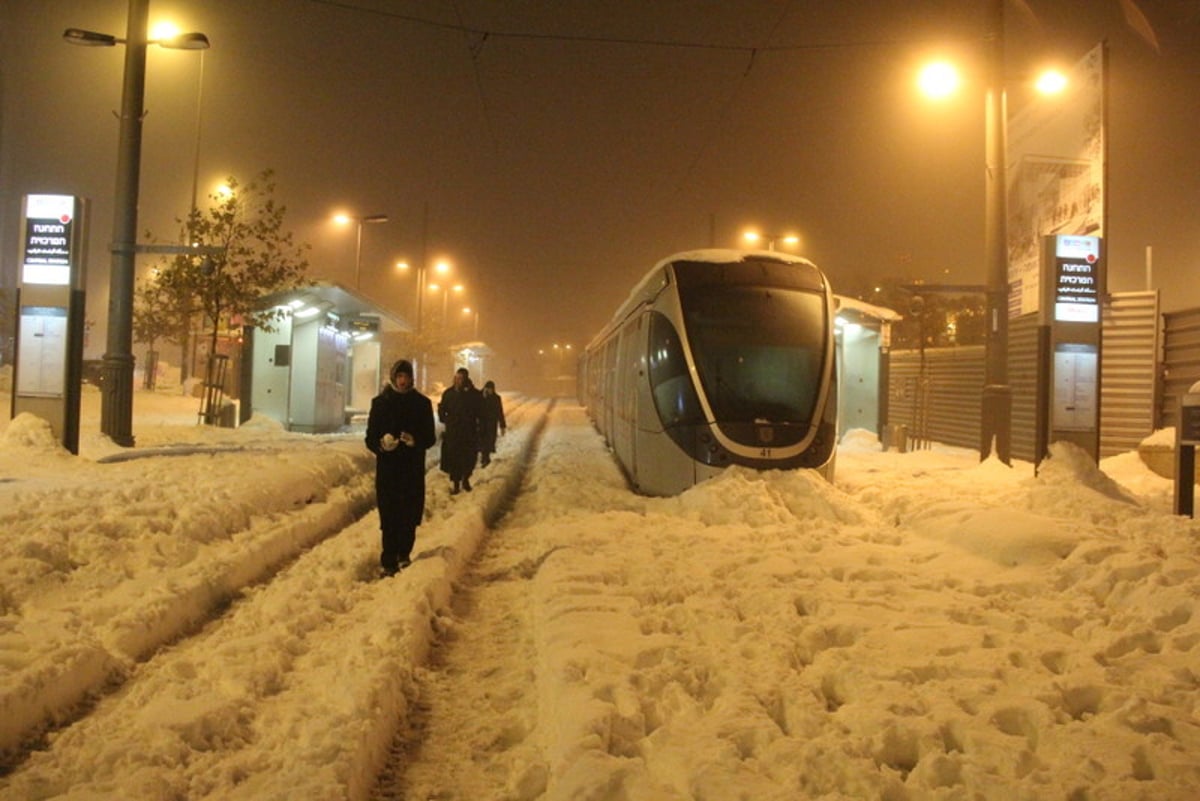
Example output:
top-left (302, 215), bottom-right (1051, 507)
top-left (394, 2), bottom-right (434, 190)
top-left (674, 260), bottom-right (829, 424)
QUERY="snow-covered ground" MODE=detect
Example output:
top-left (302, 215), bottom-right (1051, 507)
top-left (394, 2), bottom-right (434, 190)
top-left (1, 385), bottom-right (1199, 800)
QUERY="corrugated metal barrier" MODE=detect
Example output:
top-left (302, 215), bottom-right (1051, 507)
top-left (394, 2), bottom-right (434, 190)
top-left (1162, 305), bottom-right (1200, 430)
top-left (885, 291), bottom-right (1161, 459)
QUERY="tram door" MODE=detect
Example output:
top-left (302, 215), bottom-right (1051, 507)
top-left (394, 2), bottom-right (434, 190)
top-left (611, 315), bottom-right (642, 483)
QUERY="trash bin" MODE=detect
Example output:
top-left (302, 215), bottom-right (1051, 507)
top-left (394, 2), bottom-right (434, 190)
top-left (882, 423), bottom-right (908, 453)
top-left (218, 400), bottom-right (238, 429)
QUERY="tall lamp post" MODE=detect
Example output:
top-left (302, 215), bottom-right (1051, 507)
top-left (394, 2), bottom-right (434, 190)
top-left (189, 48), bottom-right (206, 215)
top-left (462, 306), bottom-right (480, 340)
top-left (424, 260), bottom-right (452, 324)
top-left (918, 4), bottom-right (1068, 464)
top-left (334, 212), bottom-right (389, 291)
top-left (980, 0), bottom-right (1012, 465)
top-left (64, 3), bottom-right (209, 447)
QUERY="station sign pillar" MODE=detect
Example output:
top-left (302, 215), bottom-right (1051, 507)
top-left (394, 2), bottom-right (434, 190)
top-left (1034, 235), bottom-right (1104, 468)
top-left (12, 194), bottom-right (88, 454)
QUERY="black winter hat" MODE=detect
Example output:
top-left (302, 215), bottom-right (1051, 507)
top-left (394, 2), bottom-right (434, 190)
top-left (391, 360), bottom-right (414, 380)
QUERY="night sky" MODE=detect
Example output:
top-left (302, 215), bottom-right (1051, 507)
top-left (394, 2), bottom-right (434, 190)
top-left (2, 1), bottom-right (1198, 388)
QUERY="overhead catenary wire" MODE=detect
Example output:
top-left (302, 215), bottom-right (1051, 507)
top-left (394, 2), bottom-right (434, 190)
top-left (302, 0), bottom-right (922, 55)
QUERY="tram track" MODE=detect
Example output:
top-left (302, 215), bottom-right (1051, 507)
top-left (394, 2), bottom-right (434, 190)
top-left (0, 397), bottom-right (551, 799)
top-left (372, 401), bottom-right (636, 800)
top-left (0, 442), bottom-right (378, 771)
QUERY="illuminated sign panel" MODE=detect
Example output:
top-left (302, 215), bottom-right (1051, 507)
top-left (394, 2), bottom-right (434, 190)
top-left (1053, 235), bottom-right (1100, 323)
top-left (22, 194), bottom-right (77, 286)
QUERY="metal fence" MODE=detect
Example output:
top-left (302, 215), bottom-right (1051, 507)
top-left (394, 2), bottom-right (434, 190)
top-left (1161, 305), bottom-right (1200, 430)
top-left (885, 291), bottom-right (1161, 458)
top-left (886, 345), bottom-right (984, 451)
top-left (1102, 291), bottom-right (1160, 456)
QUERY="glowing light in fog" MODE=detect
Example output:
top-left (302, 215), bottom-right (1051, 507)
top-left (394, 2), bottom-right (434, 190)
top-left (917, 61), bottom-right (960, 100)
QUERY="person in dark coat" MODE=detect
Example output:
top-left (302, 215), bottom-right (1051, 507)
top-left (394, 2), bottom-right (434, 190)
top-left (478, 380), bottom-right (506, 467)
top-left (438, 367), bottom-right (483, 495)
top-left (365, 359), bottom-right (436, 576)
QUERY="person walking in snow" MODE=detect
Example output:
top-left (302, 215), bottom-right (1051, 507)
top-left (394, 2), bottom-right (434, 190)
top-left (365, 359), bottom-right (436, 576)
top-left (478, 379), bottom-right (506, 467)
top-left (438, 367), bottom-right (483, 494)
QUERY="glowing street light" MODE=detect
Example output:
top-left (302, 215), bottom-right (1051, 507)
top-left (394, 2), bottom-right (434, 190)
top-left (1034, 69), bottom-right (1069, 96)
top-left (743, 230), bottom-right (800, 251)
top-left (918, 60), bottom-right (1068, 102)
top-left (64, 2), bottom-right (209, 447)
top-left (916, 61), bottom-right (962, 100)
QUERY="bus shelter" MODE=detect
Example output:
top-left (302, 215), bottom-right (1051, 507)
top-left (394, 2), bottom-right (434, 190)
top-left (249, 283), bottom-right (411, 432)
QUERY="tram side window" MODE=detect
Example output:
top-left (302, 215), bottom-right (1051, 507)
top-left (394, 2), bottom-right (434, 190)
top-left (648, 312), bottom-right (704, 426)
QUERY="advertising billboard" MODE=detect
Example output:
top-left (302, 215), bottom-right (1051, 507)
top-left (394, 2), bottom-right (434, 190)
top-left (1007, 44), bottom-right (1105, 318)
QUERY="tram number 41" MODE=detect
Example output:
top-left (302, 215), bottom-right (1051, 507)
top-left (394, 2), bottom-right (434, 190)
top-left (759, 448), bottom-right (772, 458)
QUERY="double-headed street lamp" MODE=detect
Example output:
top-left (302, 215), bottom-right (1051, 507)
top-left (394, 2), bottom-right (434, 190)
top-left (396, 256), bottom-right (453, 329)
top-left (743, 230), bottom-right (800, 251)
top-left (333, 212), bottom-right (389, 291)
top-left (64, 1), bottom-right (209, 447)
top-left (917, 0), bottom-right (1068, 464)
top-left (427, 280), bottom-right (464, 323)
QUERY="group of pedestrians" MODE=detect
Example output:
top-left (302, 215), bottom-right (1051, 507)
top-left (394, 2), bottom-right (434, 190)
top-left (438, 367), bottom-right (507, 494)
top-left (364, 361), bottom-right (506, 576)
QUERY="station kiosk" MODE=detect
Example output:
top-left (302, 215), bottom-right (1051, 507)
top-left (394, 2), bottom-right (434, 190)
top-left (1033, 235), bottom-right (1105, 467)
top-left (12, 194), bottom-right (88, 453)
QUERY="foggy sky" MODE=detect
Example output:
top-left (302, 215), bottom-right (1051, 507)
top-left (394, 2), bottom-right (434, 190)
top-left (2, 0), bottom-right (1198, 388)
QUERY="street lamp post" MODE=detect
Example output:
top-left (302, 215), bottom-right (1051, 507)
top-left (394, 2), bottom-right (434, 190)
top-left (190, 49), bottom-right (205, 215)
top-left (416, 203), bottom-right (428, 335)
top-left (462, 306), bottom-right (480, 340)
top-left (334, 212), bottom-right (389, 291)
top-left (445, 284), bottom-right (462, 321)
top-left (64, 3), bottom-right (209, 447)
top-left (981, 0), bottom-right (1012, 464)
top-left (918, 5), bottom-right (1070, 465)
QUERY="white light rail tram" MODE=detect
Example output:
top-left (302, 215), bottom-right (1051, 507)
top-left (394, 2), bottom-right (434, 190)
top-left (581, 249), bottom-right (838, 496)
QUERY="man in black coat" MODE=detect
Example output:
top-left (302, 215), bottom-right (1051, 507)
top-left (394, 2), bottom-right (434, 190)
top-left (438, 367), bottom-right (483, 495)
top-left (478, 379), bottom-right (506, 467)
top-left (365, 359), bottom-right (436, 576)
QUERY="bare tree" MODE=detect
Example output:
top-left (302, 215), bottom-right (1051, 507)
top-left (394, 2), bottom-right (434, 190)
top-left (150, 169), bottom-right (310, 420)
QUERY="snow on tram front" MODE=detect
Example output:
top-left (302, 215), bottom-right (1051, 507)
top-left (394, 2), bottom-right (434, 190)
top-left (580, 249), bottom-right (838, 496)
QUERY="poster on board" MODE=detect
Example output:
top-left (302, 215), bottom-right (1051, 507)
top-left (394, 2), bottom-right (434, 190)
top-left (1006, 44), bottom-right (1105, 318)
